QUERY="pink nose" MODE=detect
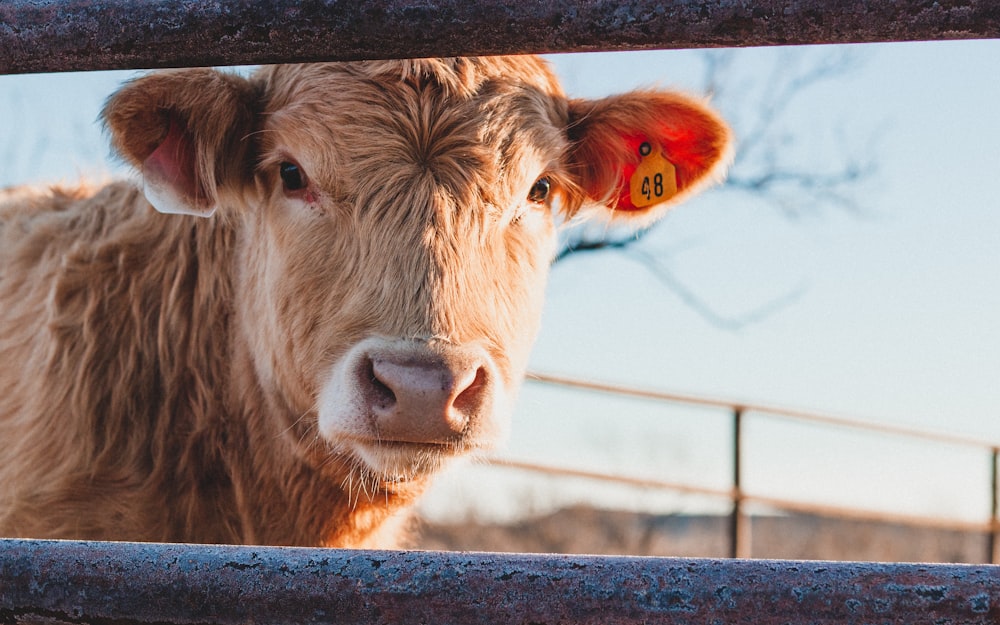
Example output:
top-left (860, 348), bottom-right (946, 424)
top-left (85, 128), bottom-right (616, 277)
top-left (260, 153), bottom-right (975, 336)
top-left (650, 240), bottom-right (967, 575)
top-left (362, 352), bottom-right (489, 444)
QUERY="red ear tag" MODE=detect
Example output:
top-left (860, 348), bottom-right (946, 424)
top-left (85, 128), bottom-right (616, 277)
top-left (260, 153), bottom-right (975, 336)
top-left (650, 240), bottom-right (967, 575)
top-left (629, 142), bottom-right (678, 209)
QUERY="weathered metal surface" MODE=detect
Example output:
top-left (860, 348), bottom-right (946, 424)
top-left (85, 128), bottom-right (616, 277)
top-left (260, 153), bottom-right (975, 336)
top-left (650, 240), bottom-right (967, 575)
top-left (2, 0), bottom-right (1000, 75)
top-left (1, 539), bottom-right (999, 624)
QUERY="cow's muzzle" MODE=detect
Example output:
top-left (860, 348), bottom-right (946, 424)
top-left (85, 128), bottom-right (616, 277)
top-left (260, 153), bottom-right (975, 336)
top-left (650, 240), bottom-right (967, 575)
top-left (317, 337), bottom-right (509, 478)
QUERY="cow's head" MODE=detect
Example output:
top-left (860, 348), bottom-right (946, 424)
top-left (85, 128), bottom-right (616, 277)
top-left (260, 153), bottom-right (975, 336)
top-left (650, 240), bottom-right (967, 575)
top-left (103, 58), bottom-right (731, 494)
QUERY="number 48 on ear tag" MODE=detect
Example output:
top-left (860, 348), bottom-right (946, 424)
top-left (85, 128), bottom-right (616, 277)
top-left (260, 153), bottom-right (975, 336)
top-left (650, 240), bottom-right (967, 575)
top-left (629, 142), bottom-right (678, 209)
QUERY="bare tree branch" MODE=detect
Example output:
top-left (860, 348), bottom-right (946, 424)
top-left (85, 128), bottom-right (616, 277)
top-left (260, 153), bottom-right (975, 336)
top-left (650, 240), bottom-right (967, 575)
top-left (555, 48), bottom-right (880, 329)
top-left (624, 247), bottom-right (810, 331)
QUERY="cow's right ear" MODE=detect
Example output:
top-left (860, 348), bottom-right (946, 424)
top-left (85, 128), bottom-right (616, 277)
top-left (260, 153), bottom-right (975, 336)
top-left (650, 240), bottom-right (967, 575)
top-left (102, 69), bottom-right (258, 217)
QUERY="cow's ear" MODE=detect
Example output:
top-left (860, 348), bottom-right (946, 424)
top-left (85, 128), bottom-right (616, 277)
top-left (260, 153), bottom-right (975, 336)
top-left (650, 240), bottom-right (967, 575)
top-left (102, 69), bottom-right (258, 217)
top-left (566, 91), bottom-right (732, 225)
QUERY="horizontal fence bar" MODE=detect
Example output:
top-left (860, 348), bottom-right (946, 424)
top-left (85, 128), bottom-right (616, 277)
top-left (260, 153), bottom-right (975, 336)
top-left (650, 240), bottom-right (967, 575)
top-left (2, 539), bottom-right (1000, 625)
top-left (3, 0), bottom-right (1000, 75)
top-left (486, 457), bottom-right (738, 500)
top-left (744, 492), bottom-right (993, 535)
top-left (527, 371), bottom-right (1000, 451)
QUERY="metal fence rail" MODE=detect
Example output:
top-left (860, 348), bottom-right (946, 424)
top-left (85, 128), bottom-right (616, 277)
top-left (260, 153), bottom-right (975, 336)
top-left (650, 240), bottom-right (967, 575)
top-left (3, 0), bottom-right (1000, 74)
top-left (508, 372), bottom-right (1000, 562)
top-left (2, 539), bottom-right (999, 625)
top-left (3, 3), bottom-right (1000, 624)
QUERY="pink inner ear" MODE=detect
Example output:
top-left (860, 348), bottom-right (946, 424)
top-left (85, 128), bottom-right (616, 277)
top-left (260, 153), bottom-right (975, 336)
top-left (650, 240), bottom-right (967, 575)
top-left (142, 118), bottom-right (207, 207)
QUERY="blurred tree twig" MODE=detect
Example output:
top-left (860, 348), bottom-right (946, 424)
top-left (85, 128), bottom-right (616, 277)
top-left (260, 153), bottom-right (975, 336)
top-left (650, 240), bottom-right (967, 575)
top-left (555, 48), bottom-right (879, 328)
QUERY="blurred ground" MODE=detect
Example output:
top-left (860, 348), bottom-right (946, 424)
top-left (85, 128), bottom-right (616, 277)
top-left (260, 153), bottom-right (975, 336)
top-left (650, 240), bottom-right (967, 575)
top-left (415, 507), bottom-right (988, 564)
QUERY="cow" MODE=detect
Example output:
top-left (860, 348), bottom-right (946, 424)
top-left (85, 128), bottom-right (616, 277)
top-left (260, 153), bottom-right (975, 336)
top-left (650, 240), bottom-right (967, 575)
top-left (0, 56), bottom-right (731, 548)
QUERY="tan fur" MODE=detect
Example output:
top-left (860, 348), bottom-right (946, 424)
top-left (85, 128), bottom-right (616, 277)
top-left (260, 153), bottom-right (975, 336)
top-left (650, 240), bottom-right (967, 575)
top-left (0, 57), bottom-right (730, 547)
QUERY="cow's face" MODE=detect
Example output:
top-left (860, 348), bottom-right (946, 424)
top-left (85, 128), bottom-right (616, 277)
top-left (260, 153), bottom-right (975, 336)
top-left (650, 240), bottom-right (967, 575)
top-left (103, 58), bottom-right (731, 490)
top-left (244, 60), bottom-right (565, 481)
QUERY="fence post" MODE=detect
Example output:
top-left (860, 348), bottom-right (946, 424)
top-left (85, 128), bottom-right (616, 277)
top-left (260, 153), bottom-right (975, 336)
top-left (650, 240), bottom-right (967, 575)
top-left (729, 407), bottom-right (750, 558)
top-left (990, 447), bottom-right (999, 564)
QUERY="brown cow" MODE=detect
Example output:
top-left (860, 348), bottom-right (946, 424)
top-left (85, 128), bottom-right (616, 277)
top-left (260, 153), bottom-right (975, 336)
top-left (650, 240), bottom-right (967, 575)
top-left (0, 57), bottom-right (730, 547)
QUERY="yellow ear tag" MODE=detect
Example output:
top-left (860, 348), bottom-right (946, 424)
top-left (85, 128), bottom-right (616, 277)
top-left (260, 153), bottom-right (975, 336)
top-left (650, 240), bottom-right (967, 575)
top-left (629, 142), bottom-right (678, 209)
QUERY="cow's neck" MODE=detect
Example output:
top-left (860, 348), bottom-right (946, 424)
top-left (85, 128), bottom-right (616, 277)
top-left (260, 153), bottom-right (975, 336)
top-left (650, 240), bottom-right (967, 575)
top-left (141, 204), bottom-right (424, 548)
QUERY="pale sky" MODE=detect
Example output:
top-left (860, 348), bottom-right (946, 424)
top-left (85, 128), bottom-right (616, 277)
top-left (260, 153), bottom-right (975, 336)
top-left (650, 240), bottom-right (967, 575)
top-left (436, 40), bottom-right (1000, 525)
top-left (2, 40), bottom-right (998, 526)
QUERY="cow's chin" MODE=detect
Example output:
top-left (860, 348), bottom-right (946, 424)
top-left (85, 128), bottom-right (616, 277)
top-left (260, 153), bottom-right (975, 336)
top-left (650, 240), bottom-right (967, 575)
top-left (345, 437), bottom-right (469, 484)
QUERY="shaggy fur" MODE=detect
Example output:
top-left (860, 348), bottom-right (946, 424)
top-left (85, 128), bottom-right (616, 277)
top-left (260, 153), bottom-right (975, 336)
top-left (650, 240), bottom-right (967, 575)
top-left (0, 57), bottom-right (731, 547)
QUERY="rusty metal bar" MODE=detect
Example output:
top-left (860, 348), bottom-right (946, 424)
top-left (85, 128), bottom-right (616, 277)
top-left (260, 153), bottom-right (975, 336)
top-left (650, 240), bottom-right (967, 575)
top-left (2, 539), bottom-right (1000, 624)
top-left (3, 0), bottom-right (1000, 75)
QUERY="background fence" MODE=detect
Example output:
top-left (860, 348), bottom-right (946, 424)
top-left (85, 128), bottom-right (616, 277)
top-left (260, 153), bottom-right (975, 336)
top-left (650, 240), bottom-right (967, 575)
top-left (3, 1), bottom-right (1000, 623)
top-left (479, 372), bottom-right (1000, 562)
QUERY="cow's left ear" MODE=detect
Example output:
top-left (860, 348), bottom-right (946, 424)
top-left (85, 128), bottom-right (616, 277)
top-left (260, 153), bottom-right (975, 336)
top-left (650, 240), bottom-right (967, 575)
top-left (102, 69), bottom-right (258, 217)
top-left (566, 90), bottom-right (732, 225)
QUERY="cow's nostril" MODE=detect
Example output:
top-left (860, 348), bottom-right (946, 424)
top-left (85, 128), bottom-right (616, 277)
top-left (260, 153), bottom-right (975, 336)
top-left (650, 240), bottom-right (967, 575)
top-left (452, 366), bottom-right (487, 420)
top-left (367, 360), bottom-right (397, 412)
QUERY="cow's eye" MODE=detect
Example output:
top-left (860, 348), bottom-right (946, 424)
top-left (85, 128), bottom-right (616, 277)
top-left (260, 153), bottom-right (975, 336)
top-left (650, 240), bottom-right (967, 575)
top-left (528, 177), bottom-right (551, 204)
top-left (279, 161), bottom-right (307, 191)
